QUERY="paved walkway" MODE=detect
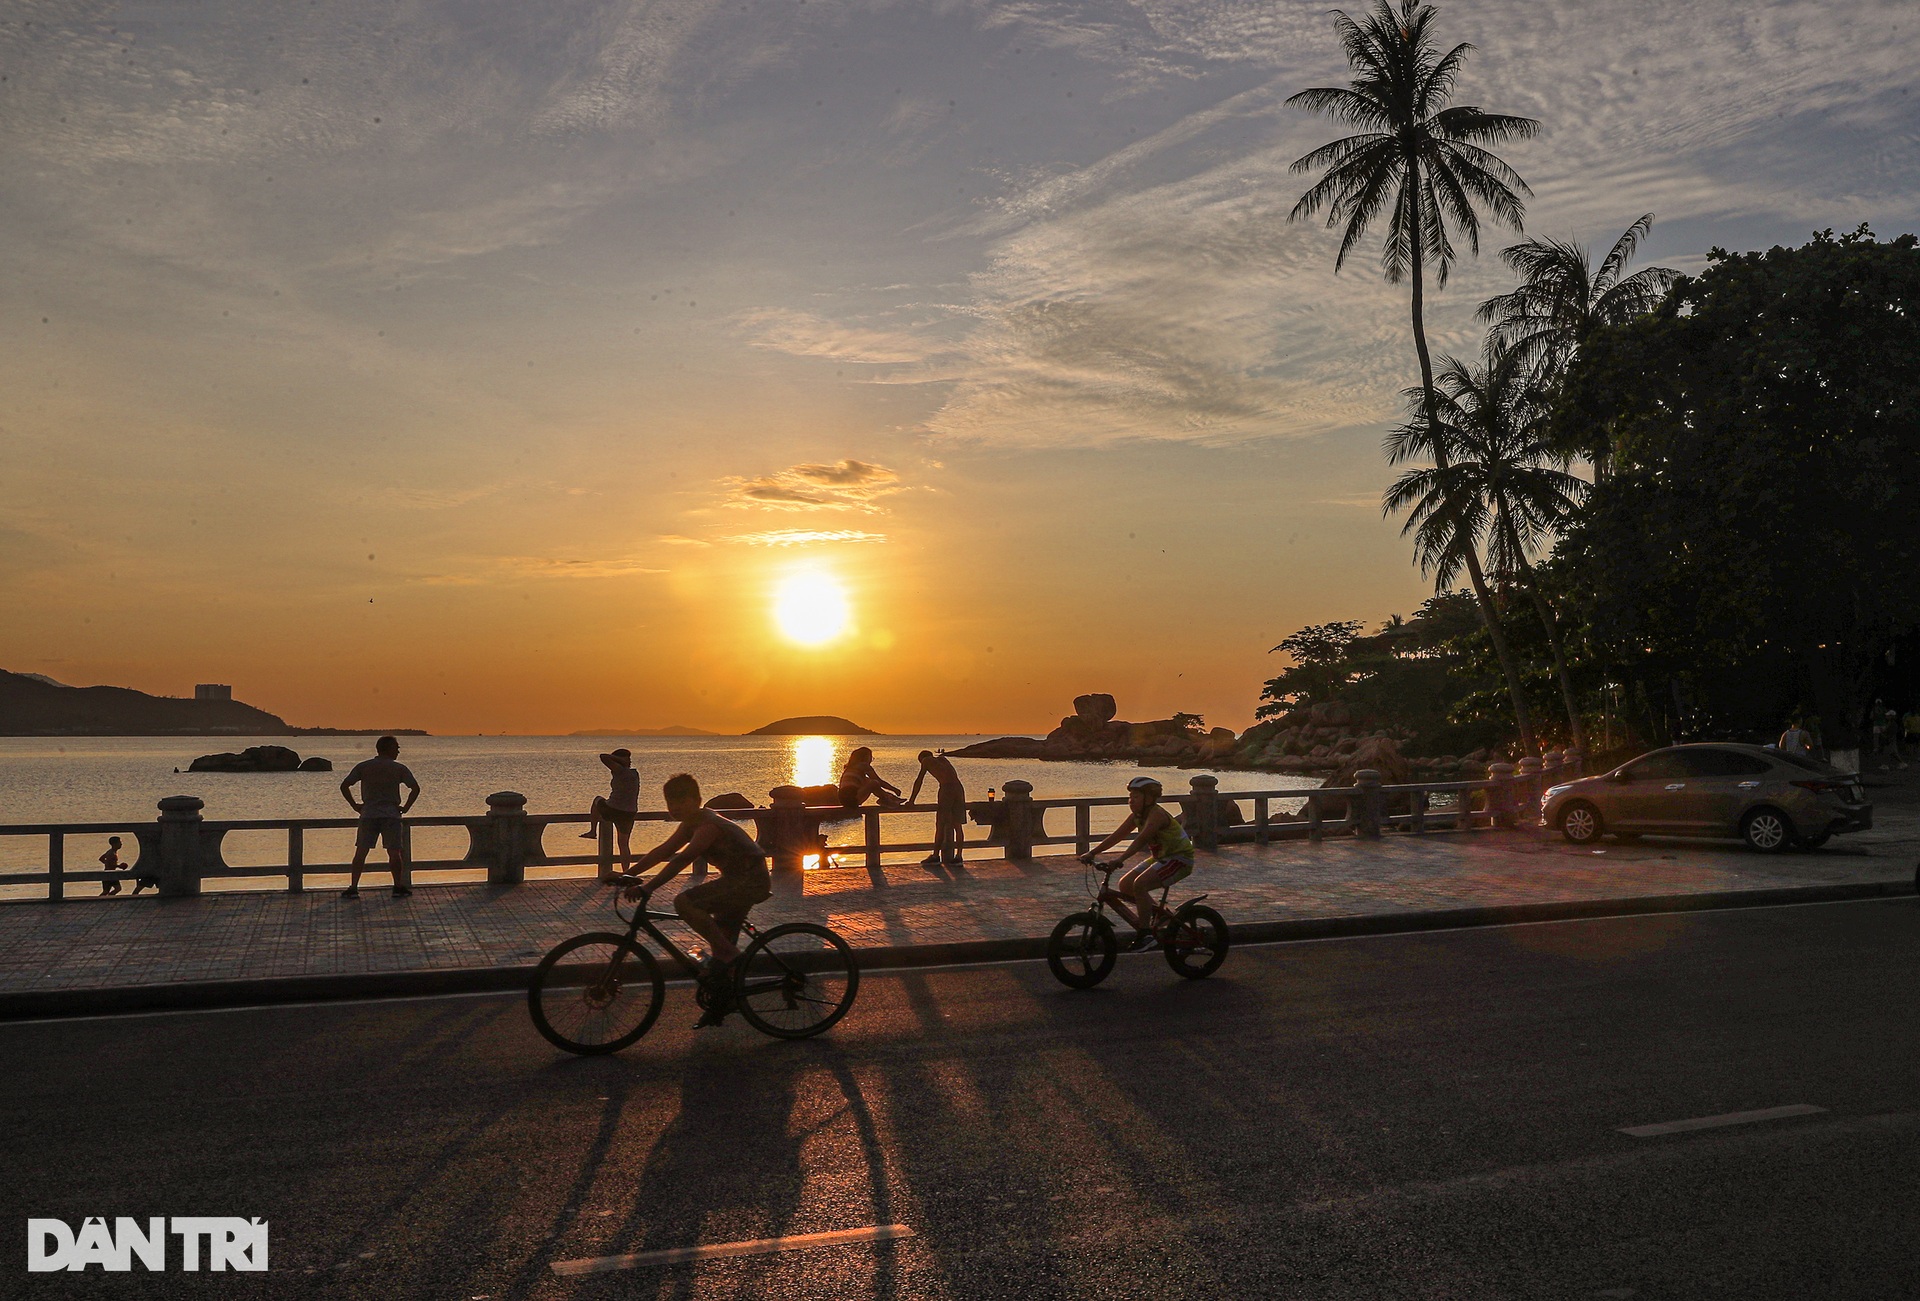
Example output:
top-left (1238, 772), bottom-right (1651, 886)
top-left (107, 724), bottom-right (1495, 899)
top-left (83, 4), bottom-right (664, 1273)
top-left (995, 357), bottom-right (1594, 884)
top-left (2, 820), bottom-right (1914, 998)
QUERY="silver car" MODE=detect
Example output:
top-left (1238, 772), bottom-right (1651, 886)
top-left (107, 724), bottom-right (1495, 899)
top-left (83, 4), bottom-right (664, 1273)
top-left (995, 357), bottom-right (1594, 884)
top-left (1540, 743), bottom-right (1872, 852)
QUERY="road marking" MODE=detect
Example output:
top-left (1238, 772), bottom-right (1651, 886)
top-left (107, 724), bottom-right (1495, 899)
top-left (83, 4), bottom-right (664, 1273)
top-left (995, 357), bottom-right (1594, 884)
top-left (1617, 1104), bottom-right (1826, 1138)
top-left (551, 1224), bottom-right (914, 1276)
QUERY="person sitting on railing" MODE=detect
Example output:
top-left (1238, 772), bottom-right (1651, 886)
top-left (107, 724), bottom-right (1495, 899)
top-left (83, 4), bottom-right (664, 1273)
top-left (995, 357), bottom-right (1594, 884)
top-left (838, 747), bottom-right (906, 809)
top-left (1080, 776), bottom-right (1197, 951)
top-left (578, 748), bottom-right (640, 874)
top-left (620, 772), bottom-right (773, 1028)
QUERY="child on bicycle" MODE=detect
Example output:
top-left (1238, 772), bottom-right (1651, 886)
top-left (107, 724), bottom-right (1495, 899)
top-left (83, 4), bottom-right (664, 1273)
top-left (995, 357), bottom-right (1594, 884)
top-left (620, 772), bottom-right (773, 1027)
top-left (1081, 775), bottom-right (1196, 949)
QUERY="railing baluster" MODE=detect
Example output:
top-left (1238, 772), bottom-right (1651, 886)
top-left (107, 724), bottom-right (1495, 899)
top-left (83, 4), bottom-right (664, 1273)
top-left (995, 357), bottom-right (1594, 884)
top-left (1254, 796), bottom-right (1269, 845)
top-left (49, 831), bottom-right (64, 902)
top-left (1075, 803), bottom-right (1091, 856)
top-left (1307, 794), bottom-right (1323, 843)
top-left (1412, 788), bottom-right (1428, 834)
top-left (288, 825), bottom-right (304, 893)
top-left (864, 808), bottom-right (882, 870)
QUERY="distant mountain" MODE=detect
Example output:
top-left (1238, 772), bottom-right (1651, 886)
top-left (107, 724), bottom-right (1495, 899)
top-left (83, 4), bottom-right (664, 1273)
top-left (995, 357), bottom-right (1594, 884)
top-left (745, 715), bottom-right (879, 736)
top-left (0, 670), bottom-right (425, 737)
top-left (567, 726), bottom-right (720, 737)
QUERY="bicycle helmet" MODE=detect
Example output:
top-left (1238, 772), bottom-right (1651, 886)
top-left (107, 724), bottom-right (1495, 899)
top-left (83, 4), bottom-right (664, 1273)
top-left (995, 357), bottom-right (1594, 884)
top-left (1126, 776), bottom-right (1163, 793)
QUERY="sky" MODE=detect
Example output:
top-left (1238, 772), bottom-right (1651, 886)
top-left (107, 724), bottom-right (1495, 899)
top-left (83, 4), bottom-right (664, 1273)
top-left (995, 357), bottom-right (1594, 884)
top-left (3, 0), bottom-right (1917, 735)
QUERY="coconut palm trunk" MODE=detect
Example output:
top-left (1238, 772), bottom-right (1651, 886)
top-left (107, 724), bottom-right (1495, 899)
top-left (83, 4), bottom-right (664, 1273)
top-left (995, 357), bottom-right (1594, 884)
top-left (1497, 510), bottom-right (1587, 753)
top-left (1408, 177), bottom-right (1540, 756)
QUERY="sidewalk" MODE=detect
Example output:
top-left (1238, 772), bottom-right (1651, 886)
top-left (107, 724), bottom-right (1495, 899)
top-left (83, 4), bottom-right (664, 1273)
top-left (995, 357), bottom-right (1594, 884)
top-left (3, 818), bottom-right (1914, 1016)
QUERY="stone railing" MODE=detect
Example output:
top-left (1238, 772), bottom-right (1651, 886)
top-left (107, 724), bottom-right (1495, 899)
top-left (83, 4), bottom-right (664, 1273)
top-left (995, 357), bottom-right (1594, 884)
top-left (0, 751), bottom-right (1584, 901)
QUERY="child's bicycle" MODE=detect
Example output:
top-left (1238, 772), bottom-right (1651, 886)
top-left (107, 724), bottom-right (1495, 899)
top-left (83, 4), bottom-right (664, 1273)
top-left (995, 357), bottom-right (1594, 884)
top-left (528, 880), bottom-right (859, 1054)
top-left (1045, 855), bottom-right (1230, 988)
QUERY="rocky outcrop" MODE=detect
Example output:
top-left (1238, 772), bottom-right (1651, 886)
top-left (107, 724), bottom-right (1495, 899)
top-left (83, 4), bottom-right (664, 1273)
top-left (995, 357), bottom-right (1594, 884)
top-left (189, 745), bottom-right (308, 773)
top-left (297, 756), bottom-right (333, 772)
top-left (948, 693), bottom-right (1504, 777)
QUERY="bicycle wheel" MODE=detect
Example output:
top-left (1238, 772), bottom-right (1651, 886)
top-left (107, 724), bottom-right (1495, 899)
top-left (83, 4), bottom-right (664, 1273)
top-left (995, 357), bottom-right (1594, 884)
top-left (1046, 911), bottom-right (1117, 989)
top-left (528, 932), bottom-right (665, 1055)
top-left (733, 923), bottom-right (860, 1039)
top-left (1162, 903), bottom-right (1229, 980)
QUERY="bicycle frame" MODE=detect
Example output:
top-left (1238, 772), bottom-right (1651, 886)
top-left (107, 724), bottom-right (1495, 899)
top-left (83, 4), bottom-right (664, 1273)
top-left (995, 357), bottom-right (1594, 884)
top-left (610, 893), bottom-right (758, 978)
top-left (1083, 859), bottom-right (1202, 935)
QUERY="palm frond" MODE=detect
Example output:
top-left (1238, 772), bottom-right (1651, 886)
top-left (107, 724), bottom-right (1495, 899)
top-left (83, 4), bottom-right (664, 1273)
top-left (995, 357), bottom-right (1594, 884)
top-left (1593, 212), bottom-right (1655, 291)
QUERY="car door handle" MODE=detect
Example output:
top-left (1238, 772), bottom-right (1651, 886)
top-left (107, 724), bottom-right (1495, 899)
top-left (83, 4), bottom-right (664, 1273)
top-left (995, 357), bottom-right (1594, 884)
top-left (1664, 783), bottom-right (1685, 790)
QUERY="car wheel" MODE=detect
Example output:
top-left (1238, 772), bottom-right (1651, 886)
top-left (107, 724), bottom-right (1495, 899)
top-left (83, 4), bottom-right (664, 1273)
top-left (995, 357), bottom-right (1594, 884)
top-left (1559, 800), bottom-right (1604, 845)
top-left (1740, 807), bottom-right (1794, 853)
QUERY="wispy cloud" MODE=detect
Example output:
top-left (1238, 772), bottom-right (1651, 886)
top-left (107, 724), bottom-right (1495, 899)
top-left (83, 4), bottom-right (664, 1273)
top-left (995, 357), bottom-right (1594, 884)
top-left (725, 528), bottom-right (888, 546)
top-left (720, 460), bottom-right (904, 512)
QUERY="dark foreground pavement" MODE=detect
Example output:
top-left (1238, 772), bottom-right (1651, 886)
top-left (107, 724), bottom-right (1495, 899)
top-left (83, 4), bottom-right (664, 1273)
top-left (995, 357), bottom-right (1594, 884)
top-left (3, 896), bottom-right (1918, 1299)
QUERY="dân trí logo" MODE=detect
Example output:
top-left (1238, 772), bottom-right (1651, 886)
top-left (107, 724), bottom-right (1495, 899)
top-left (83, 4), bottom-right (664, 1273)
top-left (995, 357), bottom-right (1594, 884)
top-left (27, 1218), bottom-right (269, 1272)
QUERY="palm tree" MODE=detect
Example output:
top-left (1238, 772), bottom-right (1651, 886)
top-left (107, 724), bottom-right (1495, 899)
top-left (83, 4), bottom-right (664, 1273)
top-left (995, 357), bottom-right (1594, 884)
top-left (1288, 0), bottom-right (1542, 754)
top-left (1384, 343), bottom-right (1591, 749)
top-left (1477, 214), bottom-right (1679, 473)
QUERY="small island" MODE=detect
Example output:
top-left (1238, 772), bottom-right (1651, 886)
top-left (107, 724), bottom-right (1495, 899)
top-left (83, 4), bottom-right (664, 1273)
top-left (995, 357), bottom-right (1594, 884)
top-left (746, 716), bottom-right (878, 736)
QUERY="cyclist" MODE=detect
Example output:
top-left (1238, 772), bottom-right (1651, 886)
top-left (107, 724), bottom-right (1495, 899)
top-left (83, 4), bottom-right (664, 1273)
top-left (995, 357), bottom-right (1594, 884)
top-left (1081, 775), bottom-right (1196, 949)
top-left (620, 772), bottom-right (772, 1027)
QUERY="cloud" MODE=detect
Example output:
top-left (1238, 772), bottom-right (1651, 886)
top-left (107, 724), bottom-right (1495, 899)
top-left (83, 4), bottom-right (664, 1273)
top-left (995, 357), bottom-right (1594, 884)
top-left (720, 460), bottom-right (904, 512)
top-left (724, 529), bottom-right (888, 546)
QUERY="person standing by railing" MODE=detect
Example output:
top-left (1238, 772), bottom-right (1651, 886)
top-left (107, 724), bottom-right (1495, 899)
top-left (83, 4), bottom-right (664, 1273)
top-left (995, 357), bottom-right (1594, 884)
top-left (338, 736), bottom-right (420, 899)
top-left (579, 747), bottom-right (640, 873)
top-left (907, 749), bottom-right (967, 869)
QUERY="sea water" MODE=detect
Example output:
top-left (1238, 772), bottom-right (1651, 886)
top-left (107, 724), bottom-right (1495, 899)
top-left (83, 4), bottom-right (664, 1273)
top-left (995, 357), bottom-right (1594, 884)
top-left (0, 734), bottom-right (1318, 877)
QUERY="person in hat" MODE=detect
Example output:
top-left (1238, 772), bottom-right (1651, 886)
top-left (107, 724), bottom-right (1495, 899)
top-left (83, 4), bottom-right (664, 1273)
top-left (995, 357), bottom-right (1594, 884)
top-left (581, 747), bottom-right (641, 873)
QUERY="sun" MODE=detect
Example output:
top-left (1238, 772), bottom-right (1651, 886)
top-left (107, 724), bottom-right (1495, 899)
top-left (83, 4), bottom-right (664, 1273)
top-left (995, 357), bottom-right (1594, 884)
top-left (773, 569), bottom-right (851, 646)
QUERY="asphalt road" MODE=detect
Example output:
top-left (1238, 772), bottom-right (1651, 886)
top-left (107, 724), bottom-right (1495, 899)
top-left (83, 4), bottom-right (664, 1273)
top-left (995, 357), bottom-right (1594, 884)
top-left (3, 897), bottom-right (1917, 1300)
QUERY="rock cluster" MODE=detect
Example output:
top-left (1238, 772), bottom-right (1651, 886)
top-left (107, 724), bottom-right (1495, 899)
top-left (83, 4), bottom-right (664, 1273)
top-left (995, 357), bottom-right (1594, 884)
top-left (187, 746), bottom-right (333, 773)
top-left (951, 694), bottom-right (1497, 778)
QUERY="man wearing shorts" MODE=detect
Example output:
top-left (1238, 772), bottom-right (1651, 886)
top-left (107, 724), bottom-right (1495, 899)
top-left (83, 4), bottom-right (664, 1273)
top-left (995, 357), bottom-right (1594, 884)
top-left (338, 736), bottom-right (420, 898)
top-left (622, 772), bottom-right (772, 1027)
top-left (579, 748), bottom-right (640, 873)
top-left (907, 749), bottom-right (968, 868)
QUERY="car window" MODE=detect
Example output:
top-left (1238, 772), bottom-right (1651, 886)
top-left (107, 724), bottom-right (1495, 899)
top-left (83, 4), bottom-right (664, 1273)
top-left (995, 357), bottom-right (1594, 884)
top-left (1682, 749), bottom-right (1774, 777)
top-left (1622, 751), bottom-right (1689, 780)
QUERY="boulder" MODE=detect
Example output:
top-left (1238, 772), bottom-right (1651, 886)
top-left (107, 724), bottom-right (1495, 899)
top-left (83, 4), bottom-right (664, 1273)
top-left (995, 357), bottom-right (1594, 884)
top-left (297, 756), bottom-right (333, 772)
top-left (188, 745), bottom-right (304, 773)
top-left (705, 792), bottom-right (755, 810)
top-left (1072, 693), bottom-right (1118, 725)
top-left (1321, 736), bottom-right (1415, 788)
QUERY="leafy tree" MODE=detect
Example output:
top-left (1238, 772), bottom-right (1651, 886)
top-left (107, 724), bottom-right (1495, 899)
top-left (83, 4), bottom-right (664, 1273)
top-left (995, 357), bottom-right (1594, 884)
top-left (1477, 213), bottom-right (1679, 472)
top-left (1287, 0), bottom-right (1542, 754)
top-left (1554, 226), bottom-right (1920, 752)
top-left (1263, 621), bottom-right (1365, 708)
top-left (1383, 341), bottom-right (1590, 748)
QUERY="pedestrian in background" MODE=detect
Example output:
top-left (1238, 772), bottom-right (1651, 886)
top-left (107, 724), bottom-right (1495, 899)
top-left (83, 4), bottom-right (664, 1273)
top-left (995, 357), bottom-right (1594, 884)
top-left (338, 736), bottom-right (420, 899)
top-left (580, 747), bottom-right (641, 873)
top-left (1778, 719), bottom-right (1814, 757)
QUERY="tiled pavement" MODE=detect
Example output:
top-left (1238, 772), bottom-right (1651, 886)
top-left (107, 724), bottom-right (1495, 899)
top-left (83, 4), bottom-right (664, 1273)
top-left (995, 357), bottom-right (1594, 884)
top-left (2, 822), bottom-right (1914, 996)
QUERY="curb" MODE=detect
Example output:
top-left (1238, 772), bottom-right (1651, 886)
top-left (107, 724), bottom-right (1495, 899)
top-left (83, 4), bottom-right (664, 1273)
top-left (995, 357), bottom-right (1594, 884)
top-left (1, 877), bottom-right (1910, 1021)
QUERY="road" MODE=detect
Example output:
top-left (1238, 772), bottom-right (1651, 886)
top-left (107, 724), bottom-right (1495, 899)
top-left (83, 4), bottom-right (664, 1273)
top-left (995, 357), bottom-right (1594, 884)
top-left (3, 897), bottom-right (1917, 1299)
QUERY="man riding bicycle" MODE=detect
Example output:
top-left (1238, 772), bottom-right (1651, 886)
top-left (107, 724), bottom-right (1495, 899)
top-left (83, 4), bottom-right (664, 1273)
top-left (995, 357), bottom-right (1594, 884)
top-left (620, 772), bottom-right (772, 1027)
top-left (1081, 776), bottom-right (1196, 950)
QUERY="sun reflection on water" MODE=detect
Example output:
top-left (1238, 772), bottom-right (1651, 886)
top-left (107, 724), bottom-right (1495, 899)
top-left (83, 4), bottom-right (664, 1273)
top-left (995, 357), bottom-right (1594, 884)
top-left (790, 735), bottom-right (840, 789)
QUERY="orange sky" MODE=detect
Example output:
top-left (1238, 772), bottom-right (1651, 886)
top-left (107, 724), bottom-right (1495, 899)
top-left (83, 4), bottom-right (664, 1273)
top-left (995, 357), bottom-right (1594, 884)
top-left (5, 0), bottom-right (1915, 734)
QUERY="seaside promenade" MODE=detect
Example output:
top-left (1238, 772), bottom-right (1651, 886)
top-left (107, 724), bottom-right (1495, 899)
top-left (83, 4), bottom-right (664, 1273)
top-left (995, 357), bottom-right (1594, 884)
top-left (3, 797), bottom-right (1915, 1016)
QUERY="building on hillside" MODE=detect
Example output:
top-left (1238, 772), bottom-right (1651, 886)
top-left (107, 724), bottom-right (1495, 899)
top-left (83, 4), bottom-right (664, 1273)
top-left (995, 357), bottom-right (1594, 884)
top-left (194, 684), bottom-right (233, 702)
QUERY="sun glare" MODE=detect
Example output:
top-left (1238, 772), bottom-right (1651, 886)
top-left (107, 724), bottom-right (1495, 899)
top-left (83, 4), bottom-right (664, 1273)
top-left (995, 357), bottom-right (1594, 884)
top-left (773, 570), bottom-right (851, 645)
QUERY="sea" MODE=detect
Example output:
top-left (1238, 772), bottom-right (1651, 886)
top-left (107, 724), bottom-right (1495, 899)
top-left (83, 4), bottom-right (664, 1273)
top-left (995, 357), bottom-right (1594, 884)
top-left (0, 734), bottom-right (1318, 879)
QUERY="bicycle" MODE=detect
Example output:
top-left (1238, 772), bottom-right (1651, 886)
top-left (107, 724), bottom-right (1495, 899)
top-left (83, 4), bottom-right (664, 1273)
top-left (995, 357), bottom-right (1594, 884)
top-left (1045, 855), bottom-right (1230, 989)
top-left (528, 880), bottom-right (860, 1054)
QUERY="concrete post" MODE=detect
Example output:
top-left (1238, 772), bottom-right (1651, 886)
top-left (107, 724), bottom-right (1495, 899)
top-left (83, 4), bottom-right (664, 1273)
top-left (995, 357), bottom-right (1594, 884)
top-left (486, 791), bottom-right (529, 885)
top-left (1002, 780), bottom-right (1036, 861)
top-left (1562, 747), bottom-right (1585, 779)
top-left (1487, 762), bottom-right (1517, 828)
top-left (768, 792), bottom-right (812, 876)
top-left (156, 795), bottom-right (206, 897)
top-left (1186, 775), bottom-right (1221, 852)
top-left (596, 818), bottom-right (616, 883)
top-left (1517, 756), bottom-right (1544, 826)
top-left (1354, 770), bottom-right (1383, 840)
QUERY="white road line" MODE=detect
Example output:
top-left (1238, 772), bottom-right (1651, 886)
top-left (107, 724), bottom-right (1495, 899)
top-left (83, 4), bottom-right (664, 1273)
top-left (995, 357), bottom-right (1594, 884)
top-left (1617, 1104), bottom-right (1827, 1138)
top-left (550, 1224), bottom-right (914, 1276)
